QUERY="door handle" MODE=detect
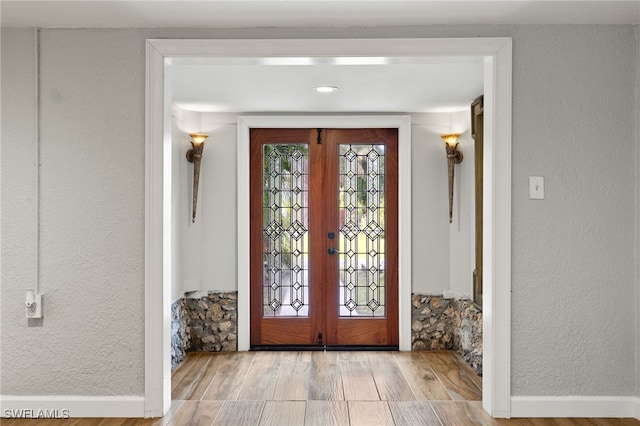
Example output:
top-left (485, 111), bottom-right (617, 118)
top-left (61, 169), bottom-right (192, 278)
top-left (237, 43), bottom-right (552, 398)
top-left (328, 247), bottom-right (341, 255)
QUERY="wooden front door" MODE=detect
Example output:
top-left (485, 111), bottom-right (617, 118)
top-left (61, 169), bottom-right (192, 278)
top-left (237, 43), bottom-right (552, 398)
top-left (250, 128), bottom-right (398, 348)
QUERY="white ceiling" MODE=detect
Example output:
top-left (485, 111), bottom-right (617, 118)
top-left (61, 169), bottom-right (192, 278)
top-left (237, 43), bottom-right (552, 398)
top-left (171, 56), bottom-right (485, 113)
top-left (2, 1), bottom-right (639, 28)
top-left (4, 1), bottom-right (638, 114)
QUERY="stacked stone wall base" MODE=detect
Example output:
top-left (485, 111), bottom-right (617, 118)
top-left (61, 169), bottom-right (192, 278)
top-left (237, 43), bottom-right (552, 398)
top-left (172, 292), bottom-right (481, 375)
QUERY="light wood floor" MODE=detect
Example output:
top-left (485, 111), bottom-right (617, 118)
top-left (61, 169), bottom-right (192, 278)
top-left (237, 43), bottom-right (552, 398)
top-left (3, 351), bottom-right (639, 425)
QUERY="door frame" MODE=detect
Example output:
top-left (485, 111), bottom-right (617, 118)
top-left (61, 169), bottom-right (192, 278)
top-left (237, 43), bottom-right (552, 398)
top-left (145, 37), bottom-right (512, 418)
top-left (240, 119), bottom-right (410, 349)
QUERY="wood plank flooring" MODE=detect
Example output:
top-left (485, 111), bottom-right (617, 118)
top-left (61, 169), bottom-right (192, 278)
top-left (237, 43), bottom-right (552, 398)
top-left (3, 351), bottom-right (639, 426)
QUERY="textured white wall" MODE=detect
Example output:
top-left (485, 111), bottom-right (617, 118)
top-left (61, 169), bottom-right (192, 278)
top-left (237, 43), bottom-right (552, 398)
top-left (2, 28), bottom-right (145, 395)
top-left (1, 28), bottom-right (39, 392)
top-left (1, 25), bottom-right (637, 399)
top-left (509, 25), bottom-right (636, 396)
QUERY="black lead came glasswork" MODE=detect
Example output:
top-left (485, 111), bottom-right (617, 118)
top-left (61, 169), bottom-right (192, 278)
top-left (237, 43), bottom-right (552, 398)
top-left (338, 144), bottom-right (386, 317)
top-left (262, 144), bottom-right (310, 317)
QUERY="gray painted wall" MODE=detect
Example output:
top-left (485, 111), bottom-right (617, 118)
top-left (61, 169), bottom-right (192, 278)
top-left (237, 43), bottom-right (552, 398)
top-left (1, 25), bottom-right (637, 398)
top-left (636, 23), bottom-right (640, 407)
top-left (1, 28), bottom-right (146, 395)
top-left (509, 25), bottom-right (636, 396)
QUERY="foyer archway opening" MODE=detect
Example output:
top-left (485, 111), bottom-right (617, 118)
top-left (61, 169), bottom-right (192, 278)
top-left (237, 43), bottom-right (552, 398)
top-left (144, 37), bottom-right (512, 418)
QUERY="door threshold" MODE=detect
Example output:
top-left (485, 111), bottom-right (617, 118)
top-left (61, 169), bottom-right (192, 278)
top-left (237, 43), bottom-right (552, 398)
top-left (250, 345), bottom-right (399, 351)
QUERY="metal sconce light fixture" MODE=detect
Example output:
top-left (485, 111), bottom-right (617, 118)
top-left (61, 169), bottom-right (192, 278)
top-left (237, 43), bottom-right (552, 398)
top-left (441, 133), bottom-right (463, 223)
top-left (186, 133), bottom-right (208, 223)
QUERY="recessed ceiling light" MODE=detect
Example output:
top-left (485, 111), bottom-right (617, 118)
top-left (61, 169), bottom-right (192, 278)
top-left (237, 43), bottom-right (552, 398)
top-left (313, 86), bottom-right (339, 93)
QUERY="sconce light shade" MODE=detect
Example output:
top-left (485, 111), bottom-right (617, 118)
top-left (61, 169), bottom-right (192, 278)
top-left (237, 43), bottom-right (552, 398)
top-left (186, 133), bottom-right (208, 223)
top-left (441, 133), bottom-right (462, 147)
top-left (189, 133), bottom-right (208, 145)
top-left (441, 133), bottom-right (463, 223)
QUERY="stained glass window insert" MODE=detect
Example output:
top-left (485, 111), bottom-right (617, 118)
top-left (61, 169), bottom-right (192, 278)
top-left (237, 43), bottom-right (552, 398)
top-left (338, 144), bottom-right (386, 317)
top-left (262, 144), bottom-right (310, 317)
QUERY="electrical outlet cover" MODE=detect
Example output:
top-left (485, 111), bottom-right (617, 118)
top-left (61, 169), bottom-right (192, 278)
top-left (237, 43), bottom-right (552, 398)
top-left (26, 294), bottom-right (43, 318)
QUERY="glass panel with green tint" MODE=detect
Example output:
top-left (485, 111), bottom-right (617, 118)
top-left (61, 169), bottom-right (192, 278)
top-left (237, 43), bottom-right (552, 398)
top-left (262, 144), bottom-right (310, 317)
top-left (338, 144), bottom-right (386, 317)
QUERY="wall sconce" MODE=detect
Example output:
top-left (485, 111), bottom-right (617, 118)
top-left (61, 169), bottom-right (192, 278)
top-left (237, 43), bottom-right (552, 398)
top-left (186, 133), bottom-right (208, 223)
top-left (441, 133), bottom-right (463, 223)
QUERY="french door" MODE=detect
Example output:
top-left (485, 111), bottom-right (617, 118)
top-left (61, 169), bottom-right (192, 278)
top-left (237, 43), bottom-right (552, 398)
top-left (250, 128), bottom-right (398, 348)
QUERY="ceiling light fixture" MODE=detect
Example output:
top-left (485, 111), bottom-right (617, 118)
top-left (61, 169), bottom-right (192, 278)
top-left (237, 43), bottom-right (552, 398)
top-left (313, 86), bottom-right (339, 93)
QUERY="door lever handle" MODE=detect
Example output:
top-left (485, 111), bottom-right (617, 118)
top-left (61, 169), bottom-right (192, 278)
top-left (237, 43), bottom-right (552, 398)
top-left (328, 247), bottom-right (341, 255)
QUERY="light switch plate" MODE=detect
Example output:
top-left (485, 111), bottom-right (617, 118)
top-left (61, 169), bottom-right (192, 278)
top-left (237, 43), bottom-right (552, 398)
top-left (529, 176), bottom-right (544, 200)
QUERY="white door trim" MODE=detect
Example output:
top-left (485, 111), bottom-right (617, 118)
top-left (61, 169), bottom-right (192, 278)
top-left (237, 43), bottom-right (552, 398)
top-left (145, 37), bottom-right (512, 418)
top-left (236, 115), bottom-right (412, 352)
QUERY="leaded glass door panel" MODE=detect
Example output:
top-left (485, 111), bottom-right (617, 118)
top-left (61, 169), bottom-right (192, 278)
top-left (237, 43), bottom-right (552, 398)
top-left (324, 129), bottom-right (398, 346)
top-left (250, 128), bottom-right (398, 347)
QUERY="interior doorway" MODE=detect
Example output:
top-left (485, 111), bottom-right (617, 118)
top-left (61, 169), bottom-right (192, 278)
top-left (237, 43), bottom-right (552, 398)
top-left (250, 128), bottom-right (399, 348)
top-left (145, 38), bottom-right (512, 418)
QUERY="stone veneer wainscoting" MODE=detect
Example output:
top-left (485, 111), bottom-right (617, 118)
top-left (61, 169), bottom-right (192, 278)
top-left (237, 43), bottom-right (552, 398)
top-left (171, 291), bottom-right (238, 371)
top-left (411, 294), bottom-right (483, 375)
top-left (171, 292), bottom-right (481, 375)
top-left (171, 298), bottom-right (189, 370)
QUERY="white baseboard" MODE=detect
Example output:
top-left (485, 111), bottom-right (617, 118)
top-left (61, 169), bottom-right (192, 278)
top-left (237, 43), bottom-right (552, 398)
top-left (511, 396), bottom-right (640, 420)
top-left (0, 395), bottom-right (145, 418)
top-left (2, 395), bottom-right (638, 420)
